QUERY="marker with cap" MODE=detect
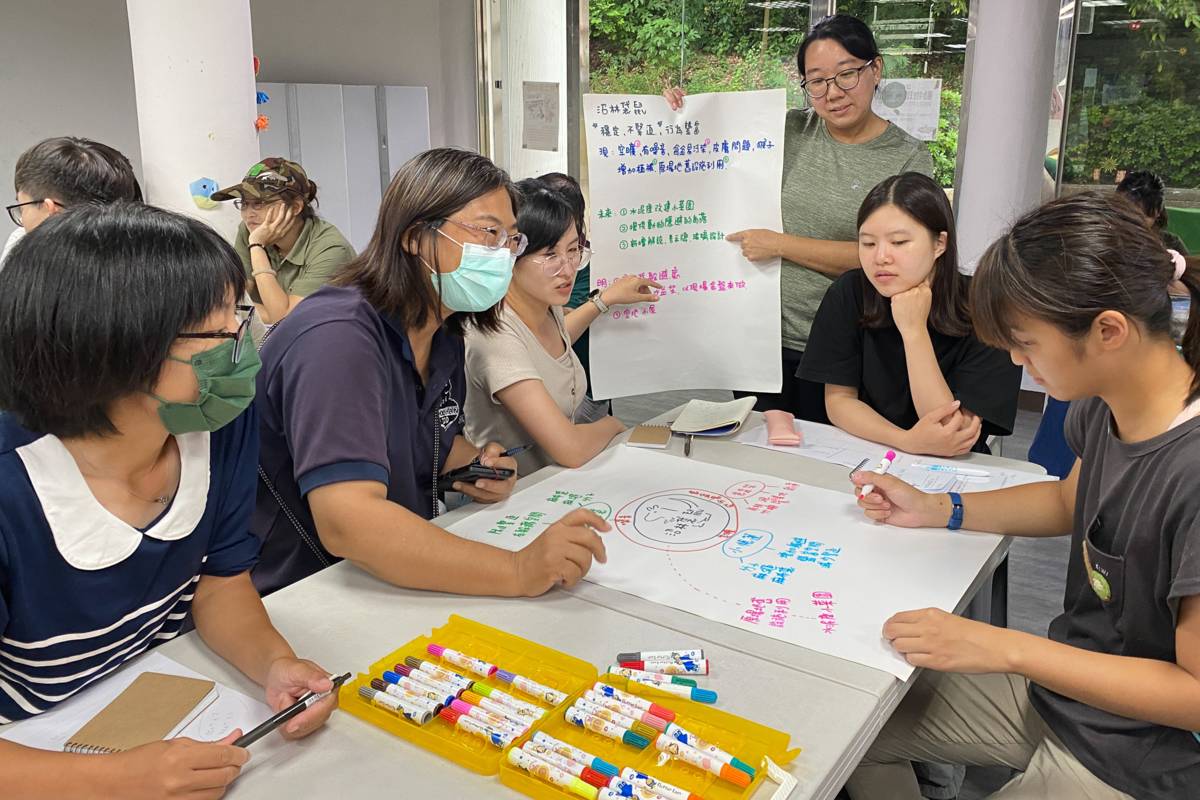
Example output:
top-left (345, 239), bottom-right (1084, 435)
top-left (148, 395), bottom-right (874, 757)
top-left (565, 705), bottom-right (650, 749)
top-left (389, 665), bottom-right (461, 701)
top-left (507, 747), bottom-right (598, 800)
top-left (583, 689), bottom-right (670, 732)
top-left (449, 698), bottom-right (528, 737)
top-left (426, 643), bottom-right (497, 678)
top-left (619, 658), bottom-right (708, 676)
top-left (571, 697), bottom-right (658, 742)
top-left (606, 664), bottom-right (698, 687)
top-left (655, 733), bottom-right (751, 788)
top-left (592, 682), bottom-right (676, 722)
top-left (912, 461), bottom-right (990, 477)
top-left (665, 721), bottom-right (756, 778)
top-left (598, 788), bottom-right (662, 800)
top-left (460, 689), bottom-right (533, 727)
top-left (496, 668), bottom-right (568, 705)
top-left (471, 681), bottom-right (547, 719)
top-left (858, 450), bottom-right (897, 498)
top-left (531, 732), bottom-right (619, 778)
top-left (369, 678), bottom-right (442, 713)
top-left (617, 649), bottom-right (704, 663)
top-left (438, 706), bottom-right (516, 748)
top-left (403, 656), bottom-right (474, 691)
top-left (519, 741), bottom-right (612, 790)
top-left (620, 768), bottom-right (706, 800)
top-left (627, 676), bottom-right (717, 704)
top-left (358, 685), bottom-right (433, 725)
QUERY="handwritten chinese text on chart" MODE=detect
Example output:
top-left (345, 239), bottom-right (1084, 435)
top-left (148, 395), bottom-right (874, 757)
top-left (448, 447), bottom-right (1010, 680)
top-left (583, 90), bottom-right (786, 399)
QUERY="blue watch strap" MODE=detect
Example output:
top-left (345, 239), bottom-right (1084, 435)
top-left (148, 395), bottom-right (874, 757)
top-left (947, 491), bottom-right (964, 530)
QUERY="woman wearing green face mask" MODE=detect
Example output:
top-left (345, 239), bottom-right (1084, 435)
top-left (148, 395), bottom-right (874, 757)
top-left (0, 202), bottom-right (337, 799)
top-left (251, 147), bottom-right (611, 598)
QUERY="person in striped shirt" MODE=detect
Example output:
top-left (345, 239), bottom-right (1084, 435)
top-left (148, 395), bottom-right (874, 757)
top-left (0, 202), bottom-right (335, 798)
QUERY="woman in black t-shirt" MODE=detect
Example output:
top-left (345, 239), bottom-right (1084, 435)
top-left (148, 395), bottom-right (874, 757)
top-left (800, 172), bottom-right (1020, 456)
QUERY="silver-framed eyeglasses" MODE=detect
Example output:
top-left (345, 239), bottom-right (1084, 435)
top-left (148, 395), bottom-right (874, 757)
top-left (527, 245), bottom-right (593, 277)
top-left (442, 218), bottom-right (529, 257)
top-left (800, 61), bottom-right (875, 99)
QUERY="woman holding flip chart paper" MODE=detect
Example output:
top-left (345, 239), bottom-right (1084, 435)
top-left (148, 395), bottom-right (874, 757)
top-left (665, 14), bottom-right (933, 422)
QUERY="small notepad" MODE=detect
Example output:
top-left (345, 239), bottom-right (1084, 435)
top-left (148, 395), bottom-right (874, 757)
top-left (63, 672), bottom-right (217, 754)
top-left (626, 424), bottom-right (672, 449)
top-left (670, 397), bottom-right (757, 437)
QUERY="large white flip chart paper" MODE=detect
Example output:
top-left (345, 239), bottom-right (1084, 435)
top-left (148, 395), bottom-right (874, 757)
top-left (448, 447), bottom-right (1006, 680)
top-left (583, 90), bottom-right (786, 399)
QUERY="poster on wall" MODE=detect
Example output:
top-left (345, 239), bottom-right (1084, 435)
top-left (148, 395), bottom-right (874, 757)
top-left (522, 81), bottom-right (560, 152)
top-left (583, 90), bottom-right (786, 399)
top-left (873, 78), bottom-right (942, 141)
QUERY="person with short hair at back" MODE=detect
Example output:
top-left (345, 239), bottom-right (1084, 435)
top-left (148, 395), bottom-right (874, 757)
top-left (0, 202), bottom-right (335, 798)
top-left (3, 136), bottom-right (141, 262)
top-left (1117, 169), bottom-right (1189, 256)
top-left (214, 157), bottom-right (355, 325)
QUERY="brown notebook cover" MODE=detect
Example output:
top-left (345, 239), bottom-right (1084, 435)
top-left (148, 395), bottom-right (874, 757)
top-left (626, 423), bottom-right (672, 449)
top-left (63, 672), bottom-right (216, 754)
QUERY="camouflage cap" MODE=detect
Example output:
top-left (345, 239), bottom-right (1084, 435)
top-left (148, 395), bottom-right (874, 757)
top-left (211, 157), bottom-right (312, 202)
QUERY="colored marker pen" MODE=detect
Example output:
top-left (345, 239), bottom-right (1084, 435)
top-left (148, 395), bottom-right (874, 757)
top-left (913, 461), bottom-right (990, 477)
top-left (572, 697), bottom-right (658, 741)
top-left (438, 705), bottom-right (515, 748)
top-left (858, 450), bottom-right (897, 498)
top-left (627, 676), bottom-right (717, 704)
top-left (426, 643), bottom-right (497, 678)
top-left (449, 698), bottom-right (528, 737)
top-left (471, 681), bottom-right (547, 719)
top-left (665, 721), bottom-right (756, 778)
top-left (598, 788), bottom-right (661, 800)
top-left (655, 734), bottom-right (750, 788)
top-left (460, 689), bottom-right (535, 727)
top-left (617, 649), bottom-right (704, 662)
top-left (403, 657), bottom-right (474, 691)
top-left (390, 665), bottom-right (462, 701)
top-left (607, 664), bottom-right (697, 687)
top-left (532, 732), bottom-right (620, 778)
top-left (619, 658), bottom-right (709, 676)
top-left (583, 689), bottom-right (670, 732)
top-left (565, 705), bottom-right (650, 749)
top-left (369, 678), bottom-right (442, 713)
top-left (619, 768), bottom-right (705, 800)
top-left (357, 685), bottom-right (432, 725)
top-left (520, 742), bottom-right (612, 790)
top-left (507, 747), bottom-right (598, 800)
top-left (496, 668), bottom-right (568, 705)
top-left (592, 682), bottom-right (677, 721)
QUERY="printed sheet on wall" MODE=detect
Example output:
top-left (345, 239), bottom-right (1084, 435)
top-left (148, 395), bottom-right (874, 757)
top-left (447, 447), bottom-right (1008, 681)
top-left (583, 90), bottom-right (786, 399)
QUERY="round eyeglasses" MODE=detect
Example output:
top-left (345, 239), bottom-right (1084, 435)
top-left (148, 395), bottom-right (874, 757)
top-left (800, 62), bottom-right (875, 99)
top-left (526, 246), bottom-right (593, 277)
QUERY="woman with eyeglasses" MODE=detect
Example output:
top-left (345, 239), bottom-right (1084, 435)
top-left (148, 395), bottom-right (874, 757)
top-left (0, 203), bottom-right (336, 798)
top-left (250, 148), bottom-right (611, 598)
top-left (665, 14), bottom-right (934, 424)
top-left (464, 180), bottom-right (660, 473)
top-left (214, 157), bottom-right (355, 325)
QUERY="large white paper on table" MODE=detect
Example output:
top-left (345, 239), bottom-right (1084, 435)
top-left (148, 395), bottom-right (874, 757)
top-left (447, 447), bottom-right (1006, 680)
top-left (1, 651), bottom-right (283, 768)
top-left (733, 419), bottom-right (1056, 494)
top-left (583, 90), bottom-right (786, 399)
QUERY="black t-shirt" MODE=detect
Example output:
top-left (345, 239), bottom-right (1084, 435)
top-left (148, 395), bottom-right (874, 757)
top-left (1029, 397), bottom-right (1200, 799)
top-left (798, 270), bottom-right (1020, 447)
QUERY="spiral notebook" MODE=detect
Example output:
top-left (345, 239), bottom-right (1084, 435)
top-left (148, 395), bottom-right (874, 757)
top-left (62, 672), bottom-right (217, 754)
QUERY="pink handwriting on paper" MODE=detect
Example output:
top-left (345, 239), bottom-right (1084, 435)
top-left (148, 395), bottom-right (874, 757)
top-left (740, 597), bottom-right (794, 629)
top-left (812, 591), bottom-right (837, 634)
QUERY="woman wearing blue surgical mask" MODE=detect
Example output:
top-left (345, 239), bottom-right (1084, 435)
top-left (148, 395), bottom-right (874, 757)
top-left (251, 148), bottom-right (610, 597)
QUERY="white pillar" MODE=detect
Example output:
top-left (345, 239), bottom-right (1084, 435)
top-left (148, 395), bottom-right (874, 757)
top-left (126, 0), bottom-right (259, 240)
top-left (954, 0), bottom-right (1060, 271)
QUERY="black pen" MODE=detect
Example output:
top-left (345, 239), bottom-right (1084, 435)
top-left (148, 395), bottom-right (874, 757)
top-left (684, 435), bottom-right (694, 457)
top-left (233, 672), bottom-right (350, 747)
top-left (472, 444), bottom-right (533, 464)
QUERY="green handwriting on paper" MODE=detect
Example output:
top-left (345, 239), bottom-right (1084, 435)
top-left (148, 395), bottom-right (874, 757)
top-left (487, 511), bottom-right (548, 538)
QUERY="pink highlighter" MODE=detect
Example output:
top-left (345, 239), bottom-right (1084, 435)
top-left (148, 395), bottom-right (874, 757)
top-left (858, 450), bottom-right (897, 498)
top-left (763, 409), bottom-right (803, 446)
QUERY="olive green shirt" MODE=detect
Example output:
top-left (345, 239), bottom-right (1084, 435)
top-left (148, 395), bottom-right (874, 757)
top-left (780, 108), bottom-right (934, 351)
top-left (234, 217), bottom-right (355, 304)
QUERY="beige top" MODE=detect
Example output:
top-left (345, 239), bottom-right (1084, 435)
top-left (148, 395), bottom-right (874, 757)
top-left (464, 305), bottom-right (586, 475)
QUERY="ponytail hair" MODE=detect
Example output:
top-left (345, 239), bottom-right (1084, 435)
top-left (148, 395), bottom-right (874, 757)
top-left (973, 190), bottom-right (1200, 400)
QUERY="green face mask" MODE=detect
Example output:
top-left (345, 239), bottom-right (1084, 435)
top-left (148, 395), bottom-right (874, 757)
top-left (151, 339), bottom-right (261, 434)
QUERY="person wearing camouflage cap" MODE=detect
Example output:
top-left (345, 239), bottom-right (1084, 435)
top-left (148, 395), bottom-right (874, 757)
top-left (216, 157), bottom-right (354, 325)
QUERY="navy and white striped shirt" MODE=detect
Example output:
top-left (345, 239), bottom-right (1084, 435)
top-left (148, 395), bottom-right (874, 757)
top-left (0, 409), bottom-right (261, 724)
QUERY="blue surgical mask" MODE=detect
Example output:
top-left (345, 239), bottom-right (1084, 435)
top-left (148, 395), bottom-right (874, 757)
top-left (428, 231), bottom-right (514, 313)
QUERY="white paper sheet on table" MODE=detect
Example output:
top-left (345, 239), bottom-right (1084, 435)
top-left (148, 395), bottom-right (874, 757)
top-left (583, 90), bottom-right (785, 399)
top-left (0, 651), bottom-right (283, 768)
top-left (733, 419), bottom-right (1056, 494)
top-left (447, 447), bottom-right (1010, 680)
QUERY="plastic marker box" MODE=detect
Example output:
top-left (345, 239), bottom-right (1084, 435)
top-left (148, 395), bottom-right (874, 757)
top-left (341, 615), bottom-right (799, 799)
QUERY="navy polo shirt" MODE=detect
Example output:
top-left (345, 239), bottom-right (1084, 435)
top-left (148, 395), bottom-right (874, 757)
top-left (251, 285), bottom-right (466, 595)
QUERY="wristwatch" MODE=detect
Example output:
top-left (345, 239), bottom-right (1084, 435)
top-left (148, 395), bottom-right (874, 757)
top-left (587, 288), bottom-right (609, 314)
top-left (947, 491), bottom-right (964, 530)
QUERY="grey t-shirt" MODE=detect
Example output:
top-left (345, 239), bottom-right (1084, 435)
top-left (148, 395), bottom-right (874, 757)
top-left (1029, 396), bottom-right (1200, 799)
top-left (780, 109), bottom-right (934, 351)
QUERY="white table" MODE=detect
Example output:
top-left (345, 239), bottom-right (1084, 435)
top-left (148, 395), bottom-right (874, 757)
top-left (12, 412), bottom-right (1043, 799)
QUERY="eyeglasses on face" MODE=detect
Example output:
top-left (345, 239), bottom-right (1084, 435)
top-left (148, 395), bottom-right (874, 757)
top-left (801, 62), bottom-right (875, 99)
top-left (175, 305), bottom-right (256, 363)
top-left (441, 218), bottom-right (529, 257)
top-left (233, 198), bottom-right (283, 212)
top-left (526, 245), bottom-right (593, 277)
top-left (5, 199), bottom-right (59, 227)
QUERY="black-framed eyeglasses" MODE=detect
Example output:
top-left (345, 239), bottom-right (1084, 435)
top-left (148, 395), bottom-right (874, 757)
top-left (176, 305), bottom-right (255, 363)
top-left (5, 199), bottom-right (58, 227)
top-left (232, 197), bottom-right (284, 212)
top-left (800, 62), bottom-right (875, 99)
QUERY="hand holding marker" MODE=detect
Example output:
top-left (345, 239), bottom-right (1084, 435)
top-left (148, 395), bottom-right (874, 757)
top-left (858, 450), bottom-right (897, 499)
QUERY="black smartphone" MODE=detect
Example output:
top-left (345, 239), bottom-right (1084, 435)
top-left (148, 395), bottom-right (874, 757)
top-left (441, 463), bottom-right (516, 487)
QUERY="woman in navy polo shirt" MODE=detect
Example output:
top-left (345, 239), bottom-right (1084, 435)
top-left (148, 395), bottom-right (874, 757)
top-left (0, 203), bottom-right (335, 797)
top-left (252, 148), bottom-right (609, 596)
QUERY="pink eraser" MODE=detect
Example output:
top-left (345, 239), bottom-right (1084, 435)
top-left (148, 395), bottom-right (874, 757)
top-left (763, 409), bottom-right (803, 446)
